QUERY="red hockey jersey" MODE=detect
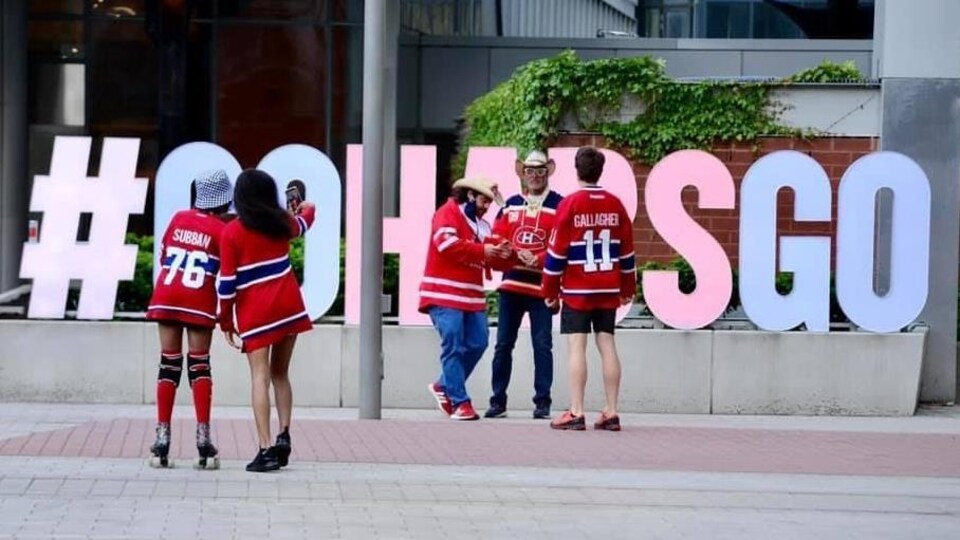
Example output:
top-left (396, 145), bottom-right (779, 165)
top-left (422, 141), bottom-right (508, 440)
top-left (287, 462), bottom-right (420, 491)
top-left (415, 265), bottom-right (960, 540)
top-left (217, 205), bottom-right (315, 352)
top-left (418, 198), bottom-right (493, 313)
top-left (147, 209), bottom-right (227, 328)
top-left (542, 185), bottom-right (636, 310)
top-left (491, 191), bottom-right (563, 298)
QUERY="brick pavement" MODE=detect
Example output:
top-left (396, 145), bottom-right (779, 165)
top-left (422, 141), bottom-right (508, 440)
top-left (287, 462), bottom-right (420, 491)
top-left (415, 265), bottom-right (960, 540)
top-left (0, 404), bottom-right (959, 539)
top-left (1, 414), bottom-right (959, 478)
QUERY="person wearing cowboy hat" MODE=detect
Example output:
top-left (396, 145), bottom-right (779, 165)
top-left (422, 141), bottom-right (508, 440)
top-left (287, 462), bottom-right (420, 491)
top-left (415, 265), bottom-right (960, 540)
top-left (420, 176), bottom-right (511, 421)
top-left (146, 169), bottom-right (234, 469)
top-left (484, 150), bottom-right (565, 420)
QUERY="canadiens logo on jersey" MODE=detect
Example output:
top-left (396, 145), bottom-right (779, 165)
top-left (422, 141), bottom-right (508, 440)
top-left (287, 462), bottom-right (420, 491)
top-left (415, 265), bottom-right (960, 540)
top-left (512, 225), bottom-right (547, 250)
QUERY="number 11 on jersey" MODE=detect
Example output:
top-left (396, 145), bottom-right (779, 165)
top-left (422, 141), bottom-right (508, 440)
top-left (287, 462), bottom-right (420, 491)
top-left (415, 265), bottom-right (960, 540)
top-left (583, 229), bottom-right (613, 273)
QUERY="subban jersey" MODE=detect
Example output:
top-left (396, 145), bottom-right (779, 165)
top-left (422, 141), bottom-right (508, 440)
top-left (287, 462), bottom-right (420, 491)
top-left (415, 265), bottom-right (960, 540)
top-left (146, 209), bottom-right (227, 328)
top-left (542, 185), bottom-right (636, 310)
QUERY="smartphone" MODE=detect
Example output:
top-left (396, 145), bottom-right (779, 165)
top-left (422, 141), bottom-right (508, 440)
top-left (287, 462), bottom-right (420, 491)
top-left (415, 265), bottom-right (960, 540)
top-left (286, 185), bottom-right (303, 211)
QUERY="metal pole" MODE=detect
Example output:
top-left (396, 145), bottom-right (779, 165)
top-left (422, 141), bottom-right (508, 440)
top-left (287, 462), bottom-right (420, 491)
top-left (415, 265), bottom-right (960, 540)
top-left (382, 0), bottom-right (399, 217)
top-left (359, 0), bottom-right (385, 419)
top-left (1, 0), bottom-right (28, 291)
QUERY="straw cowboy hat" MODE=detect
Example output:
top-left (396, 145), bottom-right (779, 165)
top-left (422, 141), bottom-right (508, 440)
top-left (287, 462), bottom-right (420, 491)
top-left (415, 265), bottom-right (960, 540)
top-left (452, 176), bottom-right (504, 206)
top-left (514, 150), bottom-right (556, 179)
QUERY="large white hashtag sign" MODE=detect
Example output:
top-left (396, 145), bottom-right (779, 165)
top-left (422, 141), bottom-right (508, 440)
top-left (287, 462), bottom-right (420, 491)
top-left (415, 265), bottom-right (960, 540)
top-left (20, 137), bottom-right (147, 319)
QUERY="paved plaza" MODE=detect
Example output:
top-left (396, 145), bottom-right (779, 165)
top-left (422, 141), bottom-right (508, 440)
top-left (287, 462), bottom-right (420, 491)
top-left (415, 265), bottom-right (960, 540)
top-left (0, 403), bottom-right (959, 539)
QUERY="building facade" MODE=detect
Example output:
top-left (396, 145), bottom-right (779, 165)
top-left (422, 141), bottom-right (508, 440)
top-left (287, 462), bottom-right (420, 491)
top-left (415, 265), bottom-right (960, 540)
top-left (0, 0), bottom-right (957, 406)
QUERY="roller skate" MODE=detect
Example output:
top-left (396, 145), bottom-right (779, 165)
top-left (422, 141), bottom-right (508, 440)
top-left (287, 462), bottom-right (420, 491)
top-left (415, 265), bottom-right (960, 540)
top-left (195, 422), bottom-right (220, 470)
top-left (148, 423), bottom-right (174, 468)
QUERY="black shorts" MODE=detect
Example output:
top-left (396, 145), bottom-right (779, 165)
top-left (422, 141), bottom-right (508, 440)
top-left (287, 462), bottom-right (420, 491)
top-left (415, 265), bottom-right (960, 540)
top-left (560, 306), bottom-right (616, 334)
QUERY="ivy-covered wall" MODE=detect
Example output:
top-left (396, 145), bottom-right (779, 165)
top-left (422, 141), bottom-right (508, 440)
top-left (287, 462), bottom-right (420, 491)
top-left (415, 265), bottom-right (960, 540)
top-left (454, 51), bottom-right (865, 177)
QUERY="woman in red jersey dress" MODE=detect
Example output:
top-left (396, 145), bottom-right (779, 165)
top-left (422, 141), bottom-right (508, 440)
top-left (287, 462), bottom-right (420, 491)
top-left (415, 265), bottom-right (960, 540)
top-left (145, 169), bottom-right (233, 470)
top-left (217, 169), bottom-right (315, 473)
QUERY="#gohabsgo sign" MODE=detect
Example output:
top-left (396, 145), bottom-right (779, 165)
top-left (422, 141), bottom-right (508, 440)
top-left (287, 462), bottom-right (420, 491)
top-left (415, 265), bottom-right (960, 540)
top-left (22, 137), bottom-right (932, 333)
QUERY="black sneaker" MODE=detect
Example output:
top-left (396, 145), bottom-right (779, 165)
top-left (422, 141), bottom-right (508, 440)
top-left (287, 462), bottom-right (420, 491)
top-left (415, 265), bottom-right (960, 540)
top-left (245, 448), bottom-right (281, 473)
top-left (533, 402), bottom-right (551, 419)
top-left (274, 428), bottom-right (291, 468)
top-left (484, 403), bottom-right (507, 418)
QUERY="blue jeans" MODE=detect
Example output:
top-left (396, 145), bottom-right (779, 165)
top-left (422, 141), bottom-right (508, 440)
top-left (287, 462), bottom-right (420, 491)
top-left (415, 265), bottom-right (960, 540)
top-left (490, 291), bottom-right (554, 408)
top-left (428, 306), bottom-right (489, 407)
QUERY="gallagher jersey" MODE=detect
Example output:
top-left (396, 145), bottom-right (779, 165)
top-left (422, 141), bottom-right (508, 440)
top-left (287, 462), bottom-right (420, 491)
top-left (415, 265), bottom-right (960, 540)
top-left (491, 191), bottom-right (563, 298)
top-left (542, 185), bottom-right (636, 310)
top-left (147, 209), bottom-right (227, 328)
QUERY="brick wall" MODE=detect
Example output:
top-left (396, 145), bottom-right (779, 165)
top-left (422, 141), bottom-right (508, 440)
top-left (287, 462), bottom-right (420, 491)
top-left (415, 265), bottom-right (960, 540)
top-left (553, 134), bottom-right (879, 267)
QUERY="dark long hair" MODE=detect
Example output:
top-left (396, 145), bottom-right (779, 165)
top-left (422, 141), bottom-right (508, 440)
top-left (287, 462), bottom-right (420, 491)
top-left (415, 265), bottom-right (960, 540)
top-left (233, 169), bottom-right (290, 239)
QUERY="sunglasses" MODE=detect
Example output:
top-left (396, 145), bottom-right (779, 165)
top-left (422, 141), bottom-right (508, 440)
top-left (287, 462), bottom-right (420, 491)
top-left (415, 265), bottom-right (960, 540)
top-left (524, 167), bottom-right (548, 177)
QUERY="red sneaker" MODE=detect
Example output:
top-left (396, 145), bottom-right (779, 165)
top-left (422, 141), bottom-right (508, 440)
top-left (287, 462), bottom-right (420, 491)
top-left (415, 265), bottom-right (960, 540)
top-left (550, 410), bottom-right (586, 430)
top-left (594, 412), bottom-right (621, 431)
top-left (428, 383), bottom-right (453, 415)
top-left (450, 401), bottom-right (480, 421)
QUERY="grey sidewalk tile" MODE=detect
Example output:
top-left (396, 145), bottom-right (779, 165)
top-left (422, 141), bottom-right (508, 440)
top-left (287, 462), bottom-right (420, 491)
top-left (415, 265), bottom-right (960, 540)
top-left (184, 480), bottom-right (217, 498)
top-left (89, 479), bottom-right (126, 497)
top-left (24, 478), bottom-right (63, 495)
top-left (277, 481), bottom-right (312, 500)
top-left (0, 478), bottom-right (32, 495)
top-left (215, 480), bottom-right (250, 498)
top-left (151, 481), bottom-right (188, 498)
top-left (59, 478), bottom-right (96, 496)
top-left (121, 480), bottom-right (157, 497)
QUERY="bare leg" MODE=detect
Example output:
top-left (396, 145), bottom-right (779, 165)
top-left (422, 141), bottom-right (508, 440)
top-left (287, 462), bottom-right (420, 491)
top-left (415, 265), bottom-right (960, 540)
top-left (246, 347), bottom-right (272, 449)
top-left (567, 333), bottom-right (588, 416)
top-left (158, 323), bottom-right (184, 352)
top-left (269, 335), bottom-right (297, 432)
top-left (185, 328), bottom-right (213, 355)
top-left (595, 332), bottom-right (621, 416)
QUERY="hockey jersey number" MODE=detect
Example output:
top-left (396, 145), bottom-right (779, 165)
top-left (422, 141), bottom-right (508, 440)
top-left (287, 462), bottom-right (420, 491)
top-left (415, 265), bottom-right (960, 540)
top-left (582, 229), bottom-right (613, 273)
top-left (163, 246), bottom-right (210, 289)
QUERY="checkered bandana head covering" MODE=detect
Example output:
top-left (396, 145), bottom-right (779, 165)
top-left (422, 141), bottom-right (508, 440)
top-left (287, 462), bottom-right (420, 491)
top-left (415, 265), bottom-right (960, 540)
top-left (194, 169), bottom-right (233, 210)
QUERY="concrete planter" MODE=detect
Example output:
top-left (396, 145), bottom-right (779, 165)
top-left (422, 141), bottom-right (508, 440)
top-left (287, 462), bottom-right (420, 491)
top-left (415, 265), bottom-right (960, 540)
top-left (712, 327), bottom-right (927, 416)
top-left (0, 320), bottom-right (925, 416)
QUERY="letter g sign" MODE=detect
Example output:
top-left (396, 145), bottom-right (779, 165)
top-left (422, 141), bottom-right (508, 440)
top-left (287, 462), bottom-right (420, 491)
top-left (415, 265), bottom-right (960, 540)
top-left (154, 142), bottom-right (341, 320)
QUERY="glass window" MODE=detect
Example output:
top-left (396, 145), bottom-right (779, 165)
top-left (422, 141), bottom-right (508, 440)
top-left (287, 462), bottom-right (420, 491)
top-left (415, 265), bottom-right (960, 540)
top-left (217, 26), bottom-right (328, 167)
top-left (329, 25), bottom-right (363, 169)
top-left (643, 8), bottom-right (662, 37)
top-left (330, 0), bottom-right (363, 23)
top-left (29, 63), bottom-right (86, 126)
top-left (664, 8), bottom-right (691, 38)
top-left (88, 20), bottom-right (157, 132)
top-left (217, 0), bottom-right (323, 21)
top-left (705, 1), bottom-right (750, 38)
top-left (89, 0), bottom-right (146, 19)
top-left (752, 2), bottom-right (805, 38)
top-left (28, 20), bottom-right (84, 58)
top-left (29, 0), bottom-right (84, 16)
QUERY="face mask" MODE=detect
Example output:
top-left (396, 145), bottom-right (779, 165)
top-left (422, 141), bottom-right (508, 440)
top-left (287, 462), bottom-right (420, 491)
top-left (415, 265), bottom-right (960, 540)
top-left (463, 200), bottom-right (478, 221)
